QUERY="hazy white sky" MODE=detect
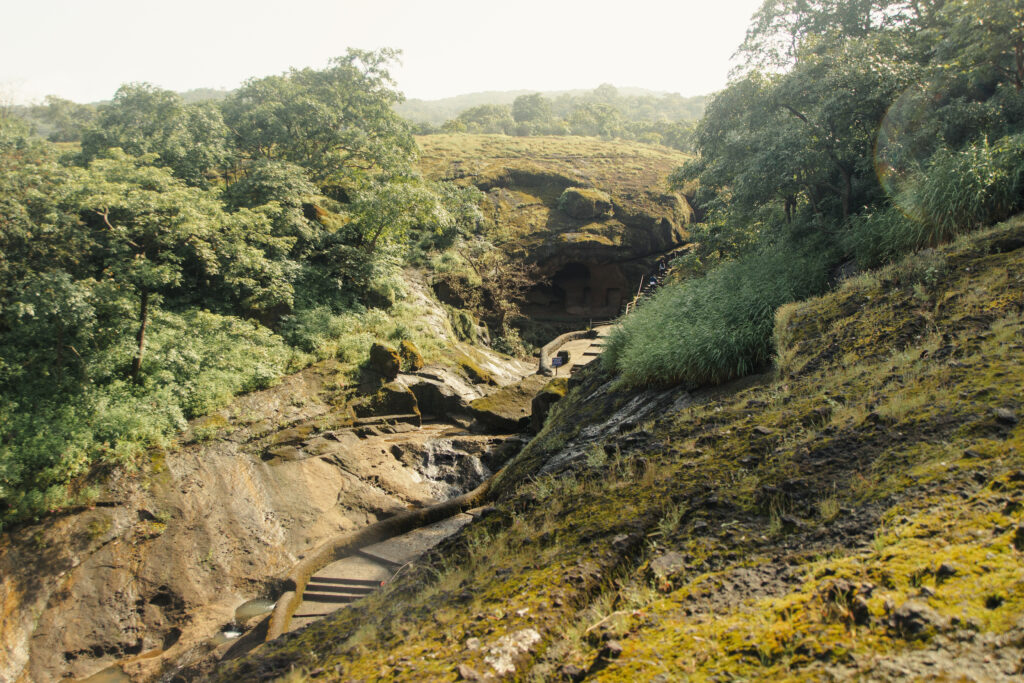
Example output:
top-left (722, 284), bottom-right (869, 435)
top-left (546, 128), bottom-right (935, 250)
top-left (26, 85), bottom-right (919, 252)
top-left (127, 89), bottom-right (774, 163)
top-left (2, 0), bottom-right (764, 104)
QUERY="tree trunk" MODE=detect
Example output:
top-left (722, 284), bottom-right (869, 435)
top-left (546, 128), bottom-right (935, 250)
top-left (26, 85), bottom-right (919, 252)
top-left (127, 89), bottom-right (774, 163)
top-left (130, 289), bottom-right (149, 383)
top-left (55, 326), bottom-right (64, 387)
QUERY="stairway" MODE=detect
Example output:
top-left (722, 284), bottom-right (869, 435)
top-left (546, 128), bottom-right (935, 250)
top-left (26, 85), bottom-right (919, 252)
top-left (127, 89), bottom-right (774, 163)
top-left (288, 512), bottom-right (477, 631)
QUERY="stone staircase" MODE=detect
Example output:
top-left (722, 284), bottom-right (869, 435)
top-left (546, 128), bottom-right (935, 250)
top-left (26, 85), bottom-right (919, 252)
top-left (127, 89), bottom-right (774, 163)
top-left (288, 512), bottom-right (478, 631)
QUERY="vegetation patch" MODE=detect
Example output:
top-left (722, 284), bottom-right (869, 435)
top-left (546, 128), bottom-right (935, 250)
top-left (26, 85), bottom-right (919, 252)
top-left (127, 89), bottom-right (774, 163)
top-left (210, 214), bottom-right (1024, 681)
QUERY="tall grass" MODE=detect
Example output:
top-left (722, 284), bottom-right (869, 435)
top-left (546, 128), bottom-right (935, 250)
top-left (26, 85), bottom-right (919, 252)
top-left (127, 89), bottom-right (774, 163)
top-left (603, 248), bottom-right (829, 388)
top-left (850, 134), bottom-right (1024, 268)
top-left (905, 134), bottom-right (1024, 238)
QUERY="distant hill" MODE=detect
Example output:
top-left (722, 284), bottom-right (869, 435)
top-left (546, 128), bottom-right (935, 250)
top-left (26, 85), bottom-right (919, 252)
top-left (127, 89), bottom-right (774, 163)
top-left (397, 87), bottom-right (707, 125)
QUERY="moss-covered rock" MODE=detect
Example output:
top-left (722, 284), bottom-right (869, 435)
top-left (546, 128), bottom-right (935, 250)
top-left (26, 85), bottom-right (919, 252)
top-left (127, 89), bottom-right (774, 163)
top-left (469, 374), bottom-right (550, 432)
top-left (456, 352), bottom-right (495, 385)
top-left (398, 340), bottom-right (425, 372)
top-left (368, 343), bottom-right (401, 381)
top-left (530, 377), bottom-right (569, 433)
top-left (353, 382), bottom-right (420, 420)
top-left (557, 187), bottom-right (613, 220)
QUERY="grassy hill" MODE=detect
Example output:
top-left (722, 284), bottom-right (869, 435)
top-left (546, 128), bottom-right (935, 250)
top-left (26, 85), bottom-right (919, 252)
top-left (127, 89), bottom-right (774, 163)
top-left (210, 218), bottom-right (1024, 679)
top-left (416, 134), bottom-right (693, 250)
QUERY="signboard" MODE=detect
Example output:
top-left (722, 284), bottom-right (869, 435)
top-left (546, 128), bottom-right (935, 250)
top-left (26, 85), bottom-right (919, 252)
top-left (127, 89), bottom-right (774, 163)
top-left (551, 357), bottom-right (564, 368)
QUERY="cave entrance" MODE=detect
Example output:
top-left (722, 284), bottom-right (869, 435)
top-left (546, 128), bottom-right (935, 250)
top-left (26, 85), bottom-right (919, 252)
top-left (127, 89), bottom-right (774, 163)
top-left (526, 262), bottom-right (629, 319)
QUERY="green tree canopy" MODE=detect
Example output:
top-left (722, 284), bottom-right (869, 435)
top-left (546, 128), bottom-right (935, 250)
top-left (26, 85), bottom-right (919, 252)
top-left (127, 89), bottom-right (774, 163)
top-left (222, 48), bottom-right (415, 191)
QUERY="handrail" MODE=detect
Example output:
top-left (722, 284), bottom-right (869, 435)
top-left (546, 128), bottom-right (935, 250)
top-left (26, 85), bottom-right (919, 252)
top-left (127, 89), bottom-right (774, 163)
top-left (266, 477), bottom-right (494, 640)
top-left (537, 329), bottom-right (594, 376)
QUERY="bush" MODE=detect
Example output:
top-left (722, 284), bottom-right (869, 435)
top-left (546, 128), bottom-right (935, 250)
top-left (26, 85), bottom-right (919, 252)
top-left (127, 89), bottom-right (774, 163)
top-left (603, 248), bottom-right (829, 388)
top-left (845, 207), bottom-right (923, 269)
top-left (848, 134), bottom-right (1024, 269)
top-left (902, 134), bottom-right (1024, 243)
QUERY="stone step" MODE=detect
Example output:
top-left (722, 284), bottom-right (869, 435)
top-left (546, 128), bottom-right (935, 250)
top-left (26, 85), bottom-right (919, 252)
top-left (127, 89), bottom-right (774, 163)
top-left (354, 547), bottom-right (406, 569)
top-left (300, 592), bottom-right (362, 604)
top-left (307, 576), bottom-right (383, 587)
top-left (305, 582), bottom-right (377, 595)
top-left (352, 413), bottom-right (420, 427)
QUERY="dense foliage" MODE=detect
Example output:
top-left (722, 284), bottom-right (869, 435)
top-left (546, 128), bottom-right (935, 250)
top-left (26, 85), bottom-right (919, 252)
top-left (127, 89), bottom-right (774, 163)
top-left (606, 0), bottom-right (1024, 387)
top-left (426, 84), bottom-right (702, 151)
top-left (0, 50), bottom-right (487, 527)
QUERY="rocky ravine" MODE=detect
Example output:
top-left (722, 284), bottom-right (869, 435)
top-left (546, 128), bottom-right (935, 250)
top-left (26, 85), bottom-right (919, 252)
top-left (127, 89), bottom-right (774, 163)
top-left (0, 286), bottom-right (537, 683)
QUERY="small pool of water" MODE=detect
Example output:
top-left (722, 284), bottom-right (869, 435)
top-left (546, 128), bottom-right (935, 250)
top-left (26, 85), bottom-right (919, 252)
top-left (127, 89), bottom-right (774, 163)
top-left (77, 665), bottom-right (131, 683)
top-left (208, 629), bottom-right (243, 647)
top-left (234, 597), bottom-right (276, 623)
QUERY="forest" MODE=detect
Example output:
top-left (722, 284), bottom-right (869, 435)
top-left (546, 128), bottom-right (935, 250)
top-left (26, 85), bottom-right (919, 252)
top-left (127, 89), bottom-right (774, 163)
top-left (2, 0), bottom-right (1022, 534)
top-left (419, 85), bottom-right (703, 151)
top-left (0, 49), bottom-right (494, 527)
top-left (604, 0), bottom-right (1024, 387)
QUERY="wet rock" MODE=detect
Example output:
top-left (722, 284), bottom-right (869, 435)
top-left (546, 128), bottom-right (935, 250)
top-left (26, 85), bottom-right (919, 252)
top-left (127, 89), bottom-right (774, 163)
top-left (893, 600), bottom-right (945, 640)
top-left (935, 563), bottom-right (959, 581)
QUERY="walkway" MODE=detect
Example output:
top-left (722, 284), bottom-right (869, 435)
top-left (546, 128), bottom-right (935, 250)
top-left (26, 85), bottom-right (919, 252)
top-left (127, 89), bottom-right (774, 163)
top-left (548, 324), bottom-right (615, 376)
top-left (288, 512), bottom-right (477, 631)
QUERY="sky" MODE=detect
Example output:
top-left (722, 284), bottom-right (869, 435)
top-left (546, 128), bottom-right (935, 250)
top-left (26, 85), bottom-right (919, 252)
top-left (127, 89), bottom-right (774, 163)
top-left (1, 0), bottom-right (765, 105)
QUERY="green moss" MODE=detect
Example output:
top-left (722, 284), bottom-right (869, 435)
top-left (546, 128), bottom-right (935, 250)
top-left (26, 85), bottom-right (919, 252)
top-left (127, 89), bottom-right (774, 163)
top-left (211, 214), bottom-right (1024, 682)
top-left (398, 340), bottom-right (425, 372)
top-left (455, 351), bottom-right (494, 385)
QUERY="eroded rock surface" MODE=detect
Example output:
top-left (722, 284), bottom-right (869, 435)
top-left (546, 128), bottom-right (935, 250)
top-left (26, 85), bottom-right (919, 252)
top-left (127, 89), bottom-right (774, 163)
top-left (0, 289), bottom-right (538, 683)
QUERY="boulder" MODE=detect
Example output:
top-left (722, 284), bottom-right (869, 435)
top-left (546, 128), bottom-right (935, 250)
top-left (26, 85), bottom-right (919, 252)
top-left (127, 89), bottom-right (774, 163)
top-left (368, 343), bottom-right (401, 381)
top-left (353, 382), bottom-right (420, 420)
top-left (558, 187), bottom-right (613, 220)
top-left (469, 374), bottom-right (550, 433)
top-left (397, 365), bottom-right (487, 419)
top-left (530, 377), bottom-right (569, 433)
top-left (399, 340), bottom-right (425, 372)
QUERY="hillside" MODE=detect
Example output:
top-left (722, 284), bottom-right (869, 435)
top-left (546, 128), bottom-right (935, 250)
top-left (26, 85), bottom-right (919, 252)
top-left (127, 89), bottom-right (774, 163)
top-left (212, 215), bottom-right (1024, 681)
top-left (417, 135), bottom-right (694, 325)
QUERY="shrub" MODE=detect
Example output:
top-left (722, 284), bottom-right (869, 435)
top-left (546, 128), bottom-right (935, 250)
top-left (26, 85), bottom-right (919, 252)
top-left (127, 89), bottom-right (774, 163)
top-left (848, 134), bottom-right (1024, 269)
top-left (603, 248), bottom-right (829, 388)
top-left (902, 134), bottom-right (1024, 244)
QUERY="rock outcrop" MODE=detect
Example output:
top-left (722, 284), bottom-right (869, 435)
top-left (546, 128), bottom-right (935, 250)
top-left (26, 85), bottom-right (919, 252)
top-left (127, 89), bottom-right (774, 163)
top-left (0, 279), bottom-right (537, 683)
top-left (417, 135), bottom-right (694, 319)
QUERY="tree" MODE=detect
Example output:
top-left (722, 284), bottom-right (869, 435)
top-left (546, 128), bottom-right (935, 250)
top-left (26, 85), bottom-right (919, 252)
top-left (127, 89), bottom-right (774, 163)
top-left (32, 96), bottom-right (96, 142)
top-left (455, 104), bottom-right (514, 134)
top-left (512, 93), bottom-right (553, 124)
top-left (222, 49), bottom-right (415, 190)
top-left (938, 0), bottom-right (1024, 91)
top-left (69, 152), bottom-right (290, 381)
top-left (568, 103), bottom-right (625, 138)
top-left (81, 83), bottom-right (231, 186)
